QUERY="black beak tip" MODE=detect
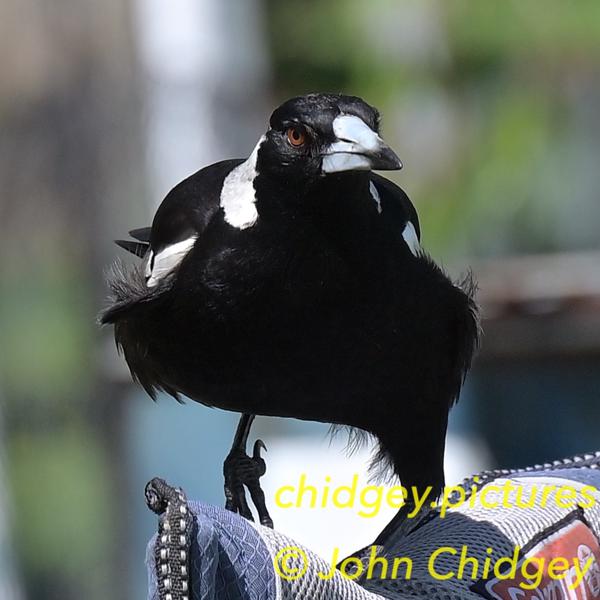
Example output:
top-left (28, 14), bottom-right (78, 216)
top-left (373, 149), bottom-right (403, 171)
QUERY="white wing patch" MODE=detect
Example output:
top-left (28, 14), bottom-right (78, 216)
top-left (220, 135), bottom-right (265, 230)
top-left (402, 221), bottom-right (420, 257)
top-left (369, 181), bottom-right (382, 214)
top-left (146, 235), bottom-right (198, 287)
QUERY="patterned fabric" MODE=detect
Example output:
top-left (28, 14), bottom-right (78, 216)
top-left (147, 502), bottom-right (276, 600)
top-left (147, 451), bottom-right (600, 599)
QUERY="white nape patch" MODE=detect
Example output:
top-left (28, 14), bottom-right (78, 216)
top-left (146, 236), bottom-right (198, 287)
top-left (369, 181), bottom-right (382, 214)
top-left (402, 221), bottom-right (420, 257)
top-left (220, 136), bottom-right (265, 230)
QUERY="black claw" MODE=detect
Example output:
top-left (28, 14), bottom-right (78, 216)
top-left (224, 484), bottom-right (236, 512)
top-left (234, 486), bottom-right (254, 521)
top-left (223, 415), bottom-right (273, 527)
top-left (247, 482), bottom-right (273, 529)
top-left (260, 515), bottom-right (274, 528)
top-left (253, 439), bottom-right (267, 457)
top-left (223, 441), bottom-right (273, 528)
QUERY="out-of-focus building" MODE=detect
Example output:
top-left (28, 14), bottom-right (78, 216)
top-left (470, 251), bottom-right (600, 466)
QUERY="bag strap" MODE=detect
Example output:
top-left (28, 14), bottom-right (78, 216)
top-left (145, 478), bottom-right (195, 600)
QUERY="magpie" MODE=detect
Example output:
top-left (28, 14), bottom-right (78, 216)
top-left (100, 93), bottom-right (479, 539)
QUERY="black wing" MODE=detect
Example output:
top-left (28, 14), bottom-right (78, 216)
top-left (149, 159), bottom-right (244, 254)
top-left (103, 159), bottom-right (244, 324)
top-left (370, 172), bottom-right (421, 241)
top-left (113, 159), bottom-right (245, 261)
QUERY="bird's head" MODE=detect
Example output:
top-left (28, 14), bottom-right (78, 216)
top-left (256, 93), bottom-right (402, 185)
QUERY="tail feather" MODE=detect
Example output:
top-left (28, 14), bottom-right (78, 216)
top-left (449, 269), bottom-right (481, 406)
top-left (115, 239), bottom-right (149, 257)
top-left (99, 260), bottom-right (180, 402)
top-left (114, 226), bottom-right (152, 257)
top-left (129, 227), bottom-right (151, 242)
top-left (98, 260), bottom-right (171, 324)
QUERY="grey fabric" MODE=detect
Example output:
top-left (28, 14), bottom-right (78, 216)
top-left (148, 452), bottom-right (600, 599)
top-left (147, 502), bottom-right (276, 600)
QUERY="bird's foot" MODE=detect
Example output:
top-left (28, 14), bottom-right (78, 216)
top-left (223, 439), bottom-right (273, 528)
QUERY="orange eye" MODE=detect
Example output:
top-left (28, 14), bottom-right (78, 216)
top-left (286, 126), bottom-right (306, 147)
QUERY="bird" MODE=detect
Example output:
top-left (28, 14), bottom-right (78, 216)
top-left (100, 93), bottom-right (479, 540)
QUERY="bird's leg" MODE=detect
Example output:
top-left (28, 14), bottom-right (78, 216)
top-left (223, 413), bottom-right (273, 527)
top-left (373, 505), bottom-right (412, 545)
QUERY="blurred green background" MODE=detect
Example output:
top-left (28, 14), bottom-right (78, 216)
top-left (1, 1), bottom-right (599, 598)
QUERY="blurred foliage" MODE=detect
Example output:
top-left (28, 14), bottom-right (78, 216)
top-left (0, 256), bottom-right (94, 414)
top-left (0, 248), bottom-right (109, 599)
top-left (8, 428), bottom-right (111, 599)
top-left (0, 0), bottom-right (137, 597)
top-left (265, 0), bottom-right (600, 259)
